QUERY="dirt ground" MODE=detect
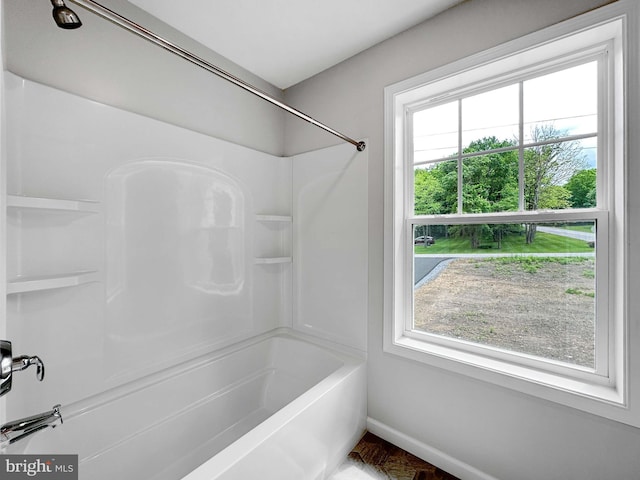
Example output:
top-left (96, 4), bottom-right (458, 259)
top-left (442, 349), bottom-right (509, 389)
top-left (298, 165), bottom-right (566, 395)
top-left (414, 257), bottom-right (595, 367)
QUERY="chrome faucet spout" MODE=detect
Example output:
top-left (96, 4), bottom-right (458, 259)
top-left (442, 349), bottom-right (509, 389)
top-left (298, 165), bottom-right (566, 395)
top-left (1, 404), bottom-right (63, 448)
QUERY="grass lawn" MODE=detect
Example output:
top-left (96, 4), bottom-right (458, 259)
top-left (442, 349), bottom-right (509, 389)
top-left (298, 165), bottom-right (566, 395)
top-left (415, 231), bottom-right (594, 254)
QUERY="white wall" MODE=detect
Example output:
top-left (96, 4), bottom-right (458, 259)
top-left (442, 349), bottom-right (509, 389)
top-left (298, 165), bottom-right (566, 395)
top-left (3, 0), bottom-right (286, 156)
top-left (284, 0), bottom-right (640, 479)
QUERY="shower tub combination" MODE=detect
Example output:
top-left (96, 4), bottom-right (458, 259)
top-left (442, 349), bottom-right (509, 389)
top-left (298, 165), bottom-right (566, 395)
top-left (7, 2), bottom-right (369, 478)
top-left (21, 329), bottom-right (366, 480)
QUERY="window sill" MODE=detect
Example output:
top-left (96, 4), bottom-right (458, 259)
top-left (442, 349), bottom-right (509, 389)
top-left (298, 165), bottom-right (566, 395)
top-left (384, 332), bottom-right (636, 425)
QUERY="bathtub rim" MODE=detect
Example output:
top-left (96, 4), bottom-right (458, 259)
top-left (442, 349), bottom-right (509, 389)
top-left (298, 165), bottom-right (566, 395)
top-left (61, 326), bottom-right (364, 424)
top-left (180, 329), bottom-right (366, 479)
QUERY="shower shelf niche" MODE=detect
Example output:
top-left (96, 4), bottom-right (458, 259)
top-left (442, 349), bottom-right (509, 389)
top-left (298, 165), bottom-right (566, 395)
top-left (254, 257), bottom-right (292, 265)
top-left (6, 194), bottom-right (102, 295)
top-left (255, 214), bottom-right (292, 223)
top-left (254, 214), bottom-right (292, 265)
top-left (7, 271), bottom-right (100, 295)
top-left (7, 194), bottom-right (100, 213)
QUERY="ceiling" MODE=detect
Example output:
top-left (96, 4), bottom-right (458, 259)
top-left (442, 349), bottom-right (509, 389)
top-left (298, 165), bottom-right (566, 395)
top-left (127, 0), bottom-right (465, 89)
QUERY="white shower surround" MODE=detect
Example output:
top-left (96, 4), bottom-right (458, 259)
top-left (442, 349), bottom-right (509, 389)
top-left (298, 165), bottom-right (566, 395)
top-left (2, 73), bottom-right (368, 478)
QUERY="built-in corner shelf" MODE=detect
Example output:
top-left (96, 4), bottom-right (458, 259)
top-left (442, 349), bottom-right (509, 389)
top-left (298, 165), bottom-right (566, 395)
top-left (255, 214), bottom-right (292, 223)
top-left (7, 271), bottom-right (100, 295)
top-left (6, 195), bottom-right (101, 296)
top-left (7, 194), bottom-right (100, 213)
top-left (254, 214), bottom-right (292, 265)
top-left (254, 257), bottom-right (292, 265)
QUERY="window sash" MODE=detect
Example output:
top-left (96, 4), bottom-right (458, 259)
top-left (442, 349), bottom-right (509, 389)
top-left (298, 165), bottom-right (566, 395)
top-left (404, 209), bottom-right (610, 380)
top-left (403, 54), bottom-right (608, 378)
top-left (409, 55), bottom-right (604, 217)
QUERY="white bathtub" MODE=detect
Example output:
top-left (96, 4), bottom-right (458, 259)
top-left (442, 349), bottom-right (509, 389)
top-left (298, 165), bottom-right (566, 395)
top-left (20, 329), bottom-right (366, 479)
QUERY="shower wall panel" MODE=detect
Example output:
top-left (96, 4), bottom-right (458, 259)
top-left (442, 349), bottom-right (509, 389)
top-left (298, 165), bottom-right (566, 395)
top-left (292, 143), bottom-right (368, 352)
top-left (3, 72), bottom-right (292, 418)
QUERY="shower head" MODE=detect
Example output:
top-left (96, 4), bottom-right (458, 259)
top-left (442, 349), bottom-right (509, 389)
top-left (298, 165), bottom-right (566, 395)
top-left (51, 0), bottom-right (82, 29)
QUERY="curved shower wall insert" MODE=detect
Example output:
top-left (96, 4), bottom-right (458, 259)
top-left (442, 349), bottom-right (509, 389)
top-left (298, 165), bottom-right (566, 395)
top-left (105, 161), bottom-right (250, 382)
top-left (2, 73), bottom-right (368, 478)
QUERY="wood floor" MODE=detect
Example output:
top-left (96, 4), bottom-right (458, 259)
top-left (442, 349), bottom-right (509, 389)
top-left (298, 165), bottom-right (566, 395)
top-left (329, 432), bottom-right (460, 480)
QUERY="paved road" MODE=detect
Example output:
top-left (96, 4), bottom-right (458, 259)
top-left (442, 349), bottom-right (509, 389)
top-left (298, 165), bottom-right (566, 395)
top-left (537, 225), bottom-right (595, 242)
top-left (414, 227), bottom-right (594, 285)
top-left (414, 257), bottom-right (451, 285)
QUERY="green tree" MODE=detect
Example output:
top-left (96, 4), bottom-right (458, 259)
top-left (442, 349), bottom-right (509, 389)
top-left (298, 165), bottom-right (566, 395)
top-left (462, 137), bottom-right (519, 214)
top-left (538, 185), bottom-right (572, 209)
top-left (414, 168), bottom-right (444, 215)
top-left (414, 136), bottom-right (520, 249)
top-left (565, 168), bottom-right (596, 208)
top-left (524, 124), bottom-right (587, 243)
top-left (414, 160), bottom-right (457, 215)
top-left (460, 138), bottom-right (518, 248)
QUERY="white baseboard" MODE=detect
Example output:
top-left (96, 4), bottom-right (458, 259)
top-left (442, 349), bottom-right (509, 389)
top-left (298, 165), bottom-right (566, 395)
top-left (366, 417), bottom-right (499, 480)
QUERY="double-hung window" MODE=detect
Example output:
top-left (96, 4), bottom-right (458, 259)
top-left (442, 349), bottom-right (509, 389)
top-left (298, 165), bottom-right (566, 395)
top-left (410, 59), bottom-right (605, 371)
top-left (384, 4), bottom-right (634, 424)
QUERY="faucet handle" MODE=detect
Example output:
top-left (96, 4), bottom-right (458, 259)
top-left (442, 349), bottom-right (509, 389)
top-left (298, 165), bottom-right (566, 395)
top-left (0, 341), bottom-right (46, 397)
top-left (12, 356), bottom-right (45, 381)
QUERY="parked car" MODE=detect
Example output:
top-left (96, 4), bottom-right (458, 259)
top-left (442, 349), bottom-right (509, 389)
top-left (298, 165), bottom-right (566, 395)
top-left (414, 235), bottom-right (434, 245)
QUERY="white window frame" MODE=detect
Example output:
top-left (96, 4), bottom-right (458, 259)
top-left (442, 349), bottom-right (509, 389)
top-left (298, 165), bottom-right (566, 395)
top-left (407, 53), bottom-right (609, 380)
top-left (384, 2), bottom-right (638, 426)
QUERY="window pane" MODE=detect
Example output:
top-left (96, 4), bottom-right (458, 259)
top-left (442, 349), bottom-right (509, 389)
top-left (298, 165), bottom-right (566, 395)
top-left (462, 150), bottom-right (519, 213)
top-left (414, 161), bottom-right (458, 215)
top-left (523, 62), bottom-right (598, 142)
top-left (462, 84), bottom-right (519, 149)
top-left (413, 221), bottom-right (596, 368)
top-left (414, 101), bottom-right (458, 163)
top-left (524, 139), bottom-right (597, 211)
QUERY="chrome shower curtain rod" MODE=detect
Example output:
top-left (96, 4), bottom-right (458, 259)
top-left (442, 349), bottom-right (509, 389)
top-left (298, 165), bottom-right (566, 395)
top-left (65, 0), bottom-right (366, 152)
